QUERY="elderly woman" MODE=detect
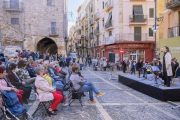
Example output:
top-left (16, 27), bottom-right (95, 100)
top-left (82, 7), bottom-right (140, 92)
top-left (16, 60), bottom-right (35, 84)
top-left (35, 67), bottom-right (63, 115)
top-left (0, 67), bottom-right (24, 105)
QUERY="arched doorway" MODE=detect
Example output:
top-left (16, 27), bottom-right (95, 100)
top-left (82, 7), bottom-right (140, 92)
top-left (37, 38), bottom-right (58, 55)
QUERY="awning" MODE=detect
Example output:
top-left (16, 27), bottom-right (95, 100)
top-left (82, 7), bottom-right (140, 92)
top-left (133, 5), bottom-right (143, 14)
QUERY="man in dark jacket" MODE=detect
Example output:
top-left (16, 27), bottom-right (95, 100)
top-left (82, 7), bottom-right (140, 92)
top-left (30, 51), bottom-right (36, 61)
top-left (122, 60), bottom-right (126, 73)
top-left (171, 57), bottom-right (179, 76)
top-left (45, 53), bottom-right (50, 61)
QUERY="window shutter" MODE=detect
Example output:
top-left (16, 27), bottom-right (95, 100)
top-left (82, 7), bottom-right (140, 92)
top-left (149, 8), bottom-right (154, 18)
top-left (149, 28), bottom-right (153, 37)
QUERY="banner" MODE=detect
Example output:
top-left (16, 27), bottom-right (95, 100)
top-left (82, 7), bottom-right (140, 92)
top-left (106, 35), bottom-right (115, 44)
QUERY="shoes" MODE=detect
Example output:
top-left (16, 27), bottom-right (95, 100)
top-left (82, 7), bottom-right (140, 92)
top-left (23, 99), bottom-right (28, 104)
top-left (82, 93), bottom-right (86, 97)
top-left (97, 93), bottom-right (105, 97)
top-left (53, 109), bottom-right (60, 111)
top-left (47, 110), bottom-right (57, 115)
top-left (89, 100), bottom-right (96, 104)
top-left (62, 103), bottom-right (68, 106)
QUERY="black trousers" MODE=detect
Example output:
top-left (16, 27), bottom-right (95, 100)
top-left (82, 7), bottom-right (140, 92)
top-left (16, 85), bottom-right (32, 100)
top-left (123, 66), bottom-right (126, 73)
top-left (162, 72), bottom-right (171, 87)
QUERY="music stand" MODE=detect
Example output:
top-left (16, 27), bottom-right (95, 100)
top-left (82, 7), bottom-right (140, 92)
top-left (151, 66), bottom-right (162, 87)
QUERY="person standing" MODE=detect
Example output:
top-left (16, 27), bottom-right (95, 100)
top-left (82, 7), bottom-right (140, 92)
top-left (122, 60), bottom-right (126, 73)
top-left (66, 56), bottom-right (70, 67)
top-left (62, 55), bottom-right (65, 67)
top-left (161, 46), bottom-right (173, 87)
top-left (45, 53), bottom-right (50, 61)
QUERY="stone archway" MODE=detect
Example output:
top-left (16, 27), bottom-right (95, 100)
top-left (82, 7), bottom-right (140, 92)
top-left (37, 37), bottom-right (58, 55)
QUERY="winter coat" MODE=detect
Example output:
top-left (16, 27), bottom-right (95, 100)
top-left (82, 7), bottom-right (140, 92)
top-left (35, 75), bottom-right (55, 102)
top-left (27, 67), bottom-right (37, 77)
top-left (162, 52), bottom-right (172, 76)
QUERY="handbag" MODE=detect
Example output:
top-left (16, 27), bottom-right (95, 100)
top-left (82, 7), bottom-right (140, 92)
top-left (22, 83), bottom-right (31, 88)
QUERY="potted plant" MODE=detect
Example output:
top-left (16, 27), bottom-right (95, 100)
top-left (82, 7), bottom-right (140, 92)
top-left (130, 17), bottom-right (134, 23)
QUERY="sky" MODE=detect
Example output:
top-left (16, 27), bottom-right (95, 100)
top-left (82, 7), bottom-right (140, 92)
top-left (68, 0), bottom-right (84, 22)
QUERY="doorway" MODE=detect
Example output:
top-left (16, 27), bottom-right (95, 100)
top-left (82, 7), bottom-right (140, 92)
top-left (134, 27), bottom-right (141, 41)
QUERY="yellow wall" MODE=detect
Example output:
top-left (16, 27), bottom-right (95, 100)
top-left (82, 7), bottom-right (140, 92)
top-left (160, 37), bottom-right (180, 63)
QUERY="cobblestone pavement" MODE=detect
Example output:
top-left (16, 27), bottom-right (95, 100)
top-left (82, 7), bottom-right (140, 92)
top-left (1, 67), bottom-right (180, 120)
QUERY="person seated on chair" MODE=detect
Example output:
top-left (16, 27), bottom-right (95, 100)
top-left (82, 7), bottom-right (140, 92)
top-left (171, 57), bottom-right (179, 77)
top-left (35, 66), bottom-right (63, 115)
top-left (136, 59), bottom-right (143, 78)
top-left (7, 63), bottom-right (32, 104)
top-left (16, 60), bottom-right (36, 84)
top-left (26, 62), bottom-right (37, 78)
top-left (0, 67), bottom-right (24, 105)
top-left (70, 66), bottom-right (105, 104)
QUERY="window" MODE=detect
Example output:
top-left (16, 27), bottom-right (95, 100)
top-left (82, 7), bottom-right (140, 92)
top-left (109, 31), bottom-right (112, 36)
top-left (103, 34), bottom-right (104, 41)
top-left (102, 2), bottom-right (104, 9)
top-left (149, 8), bottom-right (154, 18)
top-left (102, 18), bottom-right (104, 27)
top-left (149, 28), bottom-right (153, 37)
top-left (102, 51), bottom-right (105, 57)
top-left (11, 18), bottom-right (19, 24)
top-left (47, 0), bottom-right (55, 6)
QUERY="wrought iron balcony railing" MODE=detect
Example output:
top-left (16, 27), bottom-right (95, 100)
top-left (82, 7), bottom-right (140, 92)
top-left (94, 12), bottom-right (100, 21)
top-left (166, 0), bottom-right (180, 10)
top-left (129, 15), bottom-right (148, 24)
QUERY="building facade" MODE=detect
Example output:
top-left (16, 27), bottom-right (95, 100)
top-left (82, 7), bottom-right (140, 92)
top-left (0, 0), bottom-right (68, 55)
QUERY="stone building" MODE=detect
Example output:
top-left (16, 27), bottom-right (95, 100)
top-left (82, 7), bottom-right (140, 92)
top-left (0, 0), bottom-right (68, 55)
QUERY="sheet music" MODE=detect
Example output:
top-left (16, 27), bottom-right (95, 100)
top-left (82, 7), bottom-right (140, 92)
top-left (151, 66), bottom-right (160, 72)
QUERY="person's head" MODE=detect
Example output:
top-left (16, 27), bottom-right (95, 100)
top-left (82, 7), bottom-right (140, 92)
top-left (72, 66), bottom-right (79, 73)
top-left (30, 61), bottom-right (35, 66)
top-left (18, 60), bottom-right (25, 69)
top-left (26, 62), bottom-right (30, 69)
top-left (29, 56), bottom-right (33, 60)
top-left (50, 62), bottom-right (55, 67)
top-left (163, 46), bottom-right (169, 53)
top-left (9, 58), bottom-right (14, 63)
top-left (0, 67), bottom-right (6, 78)
top-left (43, 60), bottom-right (49, 68)
top-left (9, 63), bottom-right (17, 72)
top-left (35, 66), bottom-right (44, 76)
top-left (23, 58), bottom-right (27, 62)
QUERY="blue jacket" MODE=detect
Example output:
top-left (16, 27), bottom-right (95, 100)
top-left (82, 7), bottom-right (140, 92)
top-left (1, 91), bottom-right (27, 116)
top-left (27, 67), bottom-right (36, 77)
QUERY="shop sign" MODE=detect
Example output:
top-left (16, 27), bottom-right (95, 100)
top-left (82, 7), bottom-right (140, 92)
top-left (123, 44), bottom-right (149, 48)
top-left (106, 45), bottom-right (118, 50)
top-left (120, 49), bottom-right (124, 53)
top-left (106, 35), bottom-right (115, 45)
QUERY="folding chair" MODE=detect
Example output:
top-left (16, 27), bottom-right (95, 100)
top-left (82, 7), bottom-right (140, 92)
top-left (68, 82), bottom-right (83, 106)
top-left (171, 67), bottom-right (180, 87)
top-left (32, 87), bottom-right (52, 117)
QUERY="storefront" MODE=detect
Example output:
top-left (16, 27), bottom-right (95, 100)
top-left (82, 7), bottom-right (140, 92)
top-left (95, 41), bottom-right (155, 63)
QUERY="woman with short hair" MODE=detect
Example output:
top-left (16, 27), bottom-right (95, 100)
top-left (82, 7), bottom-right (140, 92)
top-left (162, 46), bottom-right (173, 87)
top-left (35, 67), bottom-right (63, 115)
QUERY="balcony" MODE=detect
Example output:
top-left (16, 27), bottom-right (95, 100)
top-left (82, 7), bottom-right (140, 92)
top-left (81, 35), bottom-right (85, 39)
top-left (89, 33), bottom-right (94, 39)
top-left (86, 24), bottom-right (88, 29)
top-left (105, 20), bottom-right (114, 31)
top-left (85, 35), bottom-right (88, 41)
top-left (81, 26), bottom-right (84, 30)
top-left (94, 12), bottom-right (100, 21)
top-left (95, 41), bottom-right (99, 46)
top-left (86, 13), bottom-right (88, 18)
top-left (129, 15), bottom-right (148, 25)
top-left (3, 1), bottom-right (23, 12)
top-left (115, 33), bottom-right (149, 42)
top-left (90, 19), bottom-right (94, 26)
top-left (78, 44), bottom-right (82, 47)
top-left (49, 27), bottom-right (59, 36)
top-left (168, 26), bottom-right (180, 38)
top-left (105, 0), bottom-right (113, 12)
top-left (166, 0), bottom-right (180, 10)
top-left (78, 35), bottom-right (81, 39)
top-left (94, 29), bottom-right (100, 36)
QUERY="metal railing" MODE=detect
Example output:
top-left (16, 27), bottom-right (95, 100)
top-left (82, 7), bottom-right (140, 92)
top-left (49, 27), bottom-right (59, 36)
top-left (94, 12), bottom-right (100, 21)
top-left (3, 1), bottom-right (23, 11)
top-left (85, 24), bottom-right (88, 29)
top-left (168, 26), bottom-right (180, 38)
top-left (78, 35), bottom-right (81, 39)
top-left (114, 33), bottom-right (148, 41)
top-left (129, 15), bottom-right (148, 23)
top-left (90, 19), bottom-right (93, 26)
top-left (81, 35), bottom-right (84, 38)
top-left (89, 33), bottom-right (94, 39)
top-left (94, 28), bottom-right (100, 35)
top-left (95, 41), bottom-right (99, 46)
top-left (105, 20), bottom-right (113, 29)
top-left (85, 35), bottom-right (88, 40)
top-left (166, 0), bottom-right (180, 10)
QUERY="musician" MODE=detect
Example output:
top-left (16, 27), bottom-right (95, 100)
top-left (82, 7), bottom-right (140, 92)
top-left (161, 46), bottom-right (172, 87)
top-left (136, 59), bottom-right (143, 78)
top-left (171, 57), bottom-right (179, 76)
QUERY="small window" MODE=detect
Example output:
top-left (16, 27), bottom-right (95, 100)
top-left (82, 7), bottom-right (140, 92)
top-left (102, 18), bottom-right (104, 27)
top-left (103, 34), bottom-right (104, 41)
top-left (103, 51), bottom-right (105, 57)
top-left (11, 18), bottom-right (19, 24)
top-left (47, 0), bottom-right (55, 6)
top-left (109, 31), bottom-right (112, 36)
top-left (102, 2), bottom-right (104, 9)
top-left (149, 8), bottom-right (154, 18)
top-left (149, 28), bottom-right (153, 37)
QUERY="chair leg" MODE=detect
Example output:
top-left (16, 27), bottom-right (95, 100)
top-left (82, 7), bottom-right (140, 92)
top-left (178, 77), bottom-right (180, 82)
top-left (173, 78), bottom-right (176, 87)
top-left (171, 78), bottom-right (173, 84)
